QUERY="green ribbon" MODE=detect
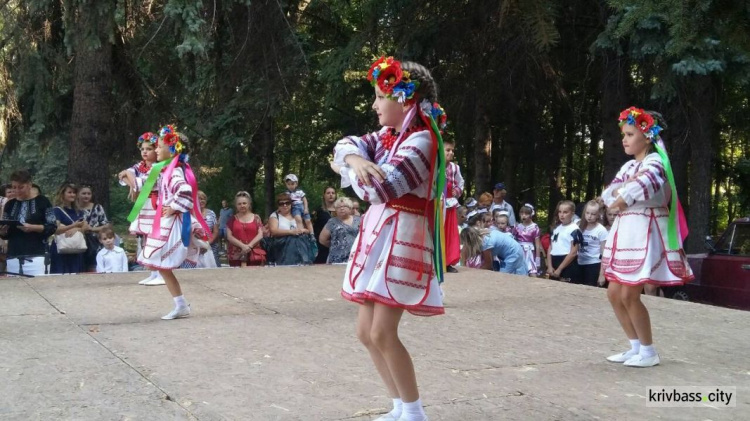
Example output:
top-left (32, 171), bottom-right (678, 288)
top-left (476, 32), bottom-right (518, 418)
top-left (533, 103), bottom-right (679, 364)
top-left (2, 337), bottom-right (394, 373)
top-left (653, 142), bottom-right (679, 250)
top-left (425, 113), bottom-right (447, 283)
top-left (127, 160), bottom-right (168, 223)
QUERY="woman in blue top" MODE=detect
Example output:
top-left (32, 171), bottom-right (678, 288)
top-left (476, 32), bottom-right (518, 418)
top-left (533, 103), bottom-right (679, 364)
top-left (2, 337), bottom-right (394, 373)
top-left (481, 229), bottom-right (526, 275)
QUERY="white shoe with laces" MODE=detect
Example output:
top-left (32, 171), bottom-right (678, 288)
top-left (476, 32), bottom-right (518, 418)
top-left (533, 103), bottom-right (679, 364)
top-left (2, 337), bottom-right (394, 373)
top-left (161, 305), bottom-right (190, 320)
top-left (144, 276), bottom-right (166, 286)
top-left (623, 353), bottom-right (660, 367)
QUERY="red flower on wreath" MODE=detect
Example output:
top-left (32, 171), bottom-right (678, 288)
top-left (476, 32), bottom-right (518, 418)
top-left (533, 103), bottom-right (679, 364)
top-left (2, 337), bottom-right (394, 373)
top-left (367, 56), bottom-right (404, 95)
top-left (618, 106), bottom-right (655, 133)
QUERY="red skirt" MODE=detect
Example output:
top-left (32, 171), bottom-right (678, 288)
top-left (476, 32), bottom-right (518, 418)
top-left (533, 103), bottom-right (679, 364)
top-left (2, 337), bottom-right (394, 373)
top-left (445, 207), bottom-right (460, 266)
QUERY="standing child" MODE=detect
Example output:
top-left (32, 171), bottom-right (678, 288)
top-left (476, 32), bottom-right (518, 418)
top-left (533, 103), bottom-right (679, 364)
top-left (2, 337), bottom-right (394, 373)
top-left (601, 107), bottom-right (693, 367)
top-left (284, 174), bottom-right (314, 234)
top-left (546, 200), bottom-right (582, 283)
top-left (577, 200), bottom-right (609, 287)
top-left (492, 211), bottom-right (512, 235)
top-left (96, 227), bottom-right (128, 273)
top-left (330, 57), bottom-right (446, 421)
top-left (444, 140), bottom-right (464, 273)
top-left (118, 132), bottom-right (164, 286)
top-left (513, 204), bottom-right (542, 276)
top-left (129, 126), bottom-right (209, 320)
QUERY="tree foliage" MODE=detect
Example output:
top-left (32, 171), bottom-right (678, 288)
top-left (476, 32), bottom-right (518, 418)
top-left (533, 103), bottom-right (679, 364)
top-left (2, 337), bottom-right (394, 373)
top-left (0, 0), bottom-right (748, 250)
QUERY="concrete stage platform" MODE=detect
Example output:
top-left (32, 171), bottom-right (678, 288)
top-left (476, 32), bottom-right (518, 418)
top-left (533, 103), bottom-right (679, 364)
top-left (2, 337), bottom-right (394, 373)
top-left (1, 266), bottom-right (748, 420)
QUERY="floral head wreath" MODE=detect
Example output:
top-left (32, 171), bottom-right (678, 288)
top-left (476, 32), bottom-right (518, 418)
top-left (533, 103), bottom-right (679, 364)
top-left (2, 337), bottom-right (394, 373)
top-left (159, 125), bottom-right (185, 155)
top-left (367, 56), bottom-right (419, 104)
top-left (618, 107), bottom-right (663, 142)
top-left (137, 132), bottom-right (158, 146)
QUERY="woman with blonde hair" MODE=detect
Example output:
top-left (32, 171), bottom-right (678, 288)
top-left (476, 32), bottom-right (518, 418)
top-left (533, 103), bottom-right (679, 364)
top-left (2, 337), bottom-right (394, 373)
top-left (319, 197), bottom-right (361, 264)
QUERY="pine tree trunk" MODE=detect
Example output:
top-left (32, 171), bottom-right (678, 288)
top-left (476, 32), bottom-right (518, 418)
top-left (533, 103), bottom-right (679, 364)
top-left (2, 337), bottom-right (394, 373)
top-left (599, 52), bottom-right (629, 184)
top-left (684, 76), bottom-right (717, 253)
top-left (68, 4), bottom-right (114, 209)
top-left (262, 117), bottom-right (276, 217)
top-left (473, 101), bottom-right (492, 194)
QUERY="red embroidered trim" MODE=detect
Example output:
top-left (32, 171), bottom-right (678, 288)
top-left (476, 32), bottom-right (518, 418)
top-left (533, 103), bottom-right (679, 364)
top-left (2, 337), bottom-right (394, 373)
top-left (135, 160), bottom-right (152, 174)
top-left (341, 290), bottom-right (444, 317)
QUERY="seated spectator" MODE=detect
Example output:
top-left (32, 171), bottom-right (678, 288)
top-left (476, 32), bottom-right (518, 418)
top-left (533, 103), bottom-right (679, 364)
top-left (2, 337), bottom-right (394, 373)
top-left (351, 198), bottom-right (362, 216)
top-left (77, 185), bottom-right (111, 271)
top-left (0, 170), bottom-right (56, 275)
top-left (266, 193), bottom-right (313, 265)
top-left (226, 191), bottom-right (265, 267)
top-left (319, 197), bottom-right (361, 264)
top-left (96, 227), bottom-right (128, 273)
top-left (198, 190), bottom-right (221, 267)
top-left (50, 183), bottom-right (86, 274)
top-left (0, 184), bottom-right (14, 273)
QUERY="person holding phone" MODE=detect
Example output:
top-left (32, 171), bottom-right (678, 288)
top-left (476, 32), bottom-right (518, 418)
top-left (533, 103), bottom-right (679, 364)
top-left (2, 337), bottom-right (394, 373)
top-left (0, 170), bottom-right (57, 275)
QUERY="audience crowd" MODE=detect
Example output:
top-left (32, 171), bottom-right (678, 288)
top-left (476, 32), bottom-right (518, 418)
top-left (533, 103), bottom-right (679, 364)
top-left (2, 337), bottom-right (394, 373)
top-left (0, 168), bottom-right (619, 290)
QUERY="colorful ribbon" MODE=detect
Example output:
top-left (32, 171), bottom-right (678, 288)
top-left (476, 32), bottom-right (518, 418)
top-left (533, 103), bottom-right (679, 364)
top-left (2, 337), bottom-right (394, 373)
top-left (127, 155), bottom-right (209, 244)
top-left (654, 142), bottom-right (688, 249)
top-left (419, 109), bottom-right (447, 284)
top-left (127, 160), bottom-right (167, 222)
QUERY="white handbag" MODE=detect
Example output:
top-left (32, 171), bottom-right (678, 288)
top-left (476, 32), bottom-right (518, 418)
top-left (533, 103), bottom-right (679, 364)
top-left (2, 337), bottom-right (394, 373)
top-left (54, 207), bottom-right (87, 254)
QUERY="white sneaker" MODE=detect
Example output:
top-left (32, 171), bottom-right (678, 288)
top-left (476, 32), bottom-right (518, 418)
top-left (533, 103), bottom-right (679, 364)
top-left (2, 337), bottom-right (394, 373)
top-left (374, 414), bottom-right (399, 421)
top-left (138, 273), bottom-right (156, 285)
top-left (161, 305), bottom-right (190, 320)
top-left (144, 276), bottom-right (166, 286)
top-left (623, 353), bottom-right (660, 367)
top-left (606, 351), bottom-right (637, 363)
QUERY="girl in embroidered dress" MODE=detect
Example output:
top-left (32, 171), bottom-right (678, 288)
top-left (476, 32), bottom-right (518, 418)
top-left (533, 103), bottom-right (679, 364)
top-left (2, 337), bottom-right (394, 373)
top-left (131, 126), bottom-right (208, 320)
top-left (443, 139), bottom-right (463, 273)
top-left (602, 107), bottom-right (693, 367)
top-left (513, 204), bottom-right (542, 276)
top-left (330, 57), bottom-right (445, 421)
top-left (119, 132), bottom-right (164, 285)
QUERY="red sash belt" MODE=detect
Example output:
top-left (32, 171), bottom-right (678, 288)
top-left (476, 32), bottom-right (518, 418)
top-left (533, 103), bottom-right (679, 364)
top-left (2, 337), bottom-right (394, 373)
top-left (149, 191), bottom-right (158, 209)
top-left (388, 194), bottom-right (434, 223)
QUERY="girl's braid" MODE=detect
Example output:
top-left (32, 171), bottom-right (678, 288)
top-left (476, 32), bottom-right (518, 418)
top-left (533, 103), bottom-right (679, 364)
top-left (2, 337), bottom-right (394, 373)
top-left (401, 61), bottom-right (438, 104)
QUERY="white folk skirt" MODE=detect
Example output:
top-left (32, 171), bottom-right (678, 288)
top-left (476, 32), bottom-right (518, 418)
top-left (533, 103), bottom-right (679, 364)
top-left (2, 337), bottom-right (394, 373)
top-left (341, 203), bottom-right (444, 316)
top-left (602, 205), bottom-right (693, 286)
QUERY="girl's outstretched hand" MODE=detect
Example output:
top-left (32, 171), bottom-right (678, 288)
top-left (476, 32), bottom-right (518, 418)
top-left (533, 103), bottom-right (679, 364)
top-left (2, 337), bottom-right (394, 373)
top-left (344, 155), bottom-right (385, 187)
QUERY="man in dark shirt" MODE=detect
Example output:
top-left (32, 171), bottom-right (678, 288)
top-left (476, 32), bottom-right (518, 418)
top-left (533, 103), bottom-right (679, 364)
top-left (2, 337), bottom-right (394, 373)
top-left (0, 170), bottom-right (56, 275)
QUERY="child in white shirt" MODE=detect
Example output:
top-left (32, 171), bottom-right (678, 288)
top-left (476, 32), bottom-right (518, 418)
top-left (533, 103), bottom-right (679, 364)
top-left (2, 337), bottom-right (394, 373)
top-left (546, 200), bottom-right (583, 283)
top-left (577, 200), bottom-right (609, 287)
top-left (96, 227), bottom-right (128, 273)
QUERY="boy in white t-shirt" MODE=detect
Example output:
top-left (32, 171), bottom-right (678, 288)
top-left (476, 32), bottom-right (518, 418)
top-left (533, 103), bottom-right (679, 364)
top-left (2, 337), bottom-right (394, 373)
top-left (96, 227), bottom-right (128, 273)
top-left (577, 201), bottom-right (609, 287)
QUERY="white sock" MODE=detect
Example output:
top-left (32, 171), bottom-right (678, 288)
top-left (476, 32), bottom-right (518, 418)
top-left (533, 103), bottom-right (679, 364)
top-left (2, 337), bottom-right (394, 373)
top-left (639, 344), bottom-right (656, 358)
top-left (388, 398), bottom-right (403, 418)
top-left (151, 271), bottom-right (161, 279)
top-left (173, 295), bottom-right (187, 308)
top-left (400, 398), bottom-right (426, 420)
top-left (628, 339), bottom-right (641, 354)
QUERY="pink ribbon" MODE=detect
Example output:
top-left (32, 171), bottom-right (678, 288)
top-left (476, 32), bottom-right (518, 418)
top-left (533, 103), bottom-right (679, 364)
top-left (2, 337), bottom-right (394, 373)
top-left (149, 155), bottom-right (209, 241)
